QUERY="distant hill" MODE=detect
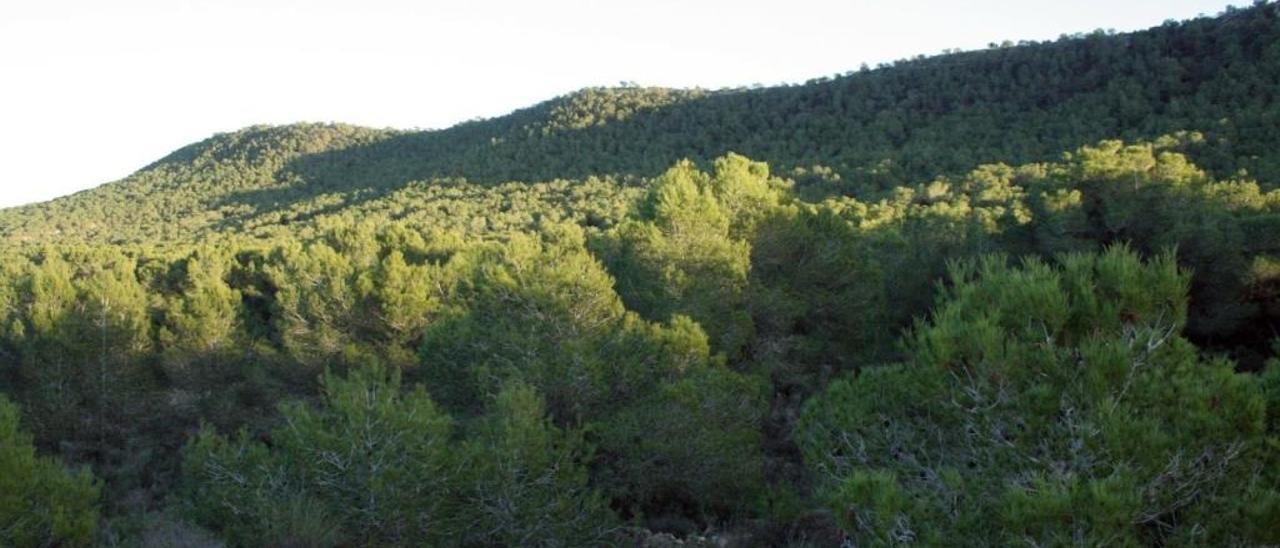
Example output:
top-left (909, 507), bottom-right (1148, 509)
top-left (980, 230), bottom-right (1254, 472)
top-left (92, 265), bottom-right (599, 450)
top-left (2, 2), bottom-right (1277, 246)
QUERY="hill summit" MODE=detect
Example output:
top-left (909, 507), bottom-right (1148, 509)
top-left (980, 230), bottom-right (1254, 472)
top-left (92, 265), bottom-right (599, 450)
top-left (3, 2), bottom-right (1278, 246)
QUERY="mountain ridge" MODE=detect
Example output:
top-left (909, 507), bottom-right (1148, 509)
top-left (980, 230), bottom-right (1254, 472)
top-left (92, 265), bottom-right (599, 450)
top-left (2, 2), bottom-right (1277, 247)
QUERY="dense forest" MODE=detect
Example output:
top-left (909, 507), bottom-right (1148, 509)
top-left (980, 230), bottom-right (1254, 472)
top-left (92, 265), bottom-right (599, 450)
top-left (3, 3), bottom-right (1280, 546)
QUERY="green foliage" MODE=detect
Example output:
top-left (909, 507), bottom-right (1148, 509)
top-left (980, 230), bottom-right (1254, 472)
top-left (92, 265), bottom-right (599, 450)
top-left (1262, 347), bottom-right (1280, 434)
top-left (181, 365), bottom-right (620, 547)
top-left (182, 364), bottom-right (453, 546)
top-left (267, 235), bottom-right (372, 368)
top-left (596, 367), bottom-right (768, 518)
top-left (748, 205), bottom-right (886, 385)
top-left (2, 5), bottom-right (1280, 543)
top-left (419, 225), bottom-right (706, 421)
top-left (798, 247), bottom-right (1278, 546)
top-left (418, 224), bottom-right (769, 522)
top-left (598, 157), bottom-right (778, 355)
top-left (264, 222), bottom-right (463, 371)
top-left (0, 394), bottom-right (101, 547)
top-left (9, 5), bottom-right (1280, 250)
top-left (160, 248), bottom-right (242, 357)
top-left (180, 428), bottom-right (340, 547)
top-left (0, 135), bottom-right (1274, 544)
top-left (6, 248), bottom-right (159, 490)
top-left (275, 366), bottom-right (455, 545)
top-left (452, 381), bottom-right (621, 547)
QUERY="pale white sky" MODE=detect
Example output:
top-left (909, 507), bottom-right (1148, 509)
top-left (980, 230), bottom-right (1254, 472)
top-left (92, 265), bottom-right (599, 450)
top-left (0, 0), bottom-right (1239, 208)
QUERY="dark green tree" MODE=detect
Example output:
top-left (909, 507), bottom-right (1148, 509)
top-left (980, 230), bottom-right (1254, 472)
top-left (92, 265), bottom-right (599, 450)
top-left (798, 247), bottom-right (1279, 545)
top-left (0, 394), bottom-right (101, 547)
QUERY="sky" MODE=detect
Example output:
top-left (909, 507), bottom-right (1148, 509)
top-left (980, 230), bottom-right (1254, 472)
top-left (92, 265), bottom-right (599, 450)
top-left (0, 0), bottom-right (1241, 208)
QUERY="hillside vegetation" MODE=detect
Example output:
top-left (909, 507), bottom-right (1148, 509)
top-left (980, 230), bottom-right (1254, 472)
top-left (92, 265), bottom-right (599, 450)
top-left (2, 3), bottom-right (1280, 546)
top-left (4, 2), bottom-right (1279, 247)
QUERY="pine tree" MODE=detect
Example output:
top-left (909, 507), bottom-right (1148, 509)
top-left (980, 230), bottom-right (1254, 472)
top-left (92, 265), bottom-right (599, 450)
top-left (0, 394), bottom-right (100, 547)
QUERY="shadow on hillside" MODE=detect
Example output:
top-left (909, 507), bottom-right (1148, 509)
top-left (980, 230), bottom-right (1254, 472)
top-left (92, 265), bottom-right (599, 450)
top-left (205, 8), bottom-right (1280, 233)
top-left (210, 185), bottom-right (388, 232)
top-left (205, 94), bottom-right (738, 231)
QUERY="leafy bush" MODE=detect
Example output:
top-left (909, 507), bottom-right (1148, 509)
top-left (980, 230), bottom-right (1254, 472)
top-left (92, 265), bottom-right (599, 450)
top-left (596, 367), bottom-right (769, 519)
top-left (0, 394), bottom-right (100, 547)
top-left (181, 365), bottom-right (621, 547)
top-left (798, 247), bottom-right (1280, 545)
top-left (452, 381), bottom-right (621, 546)
top-left (181, 365), bottom-right (453, 546)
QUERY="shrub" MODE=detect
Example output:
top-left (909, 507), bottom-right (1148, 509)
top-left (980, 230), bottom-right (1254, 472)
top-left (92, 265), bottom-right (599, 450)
top-left (0, 394), bottom-right (101, 547)
top-left (798, 247), bottom-right (1280, 545)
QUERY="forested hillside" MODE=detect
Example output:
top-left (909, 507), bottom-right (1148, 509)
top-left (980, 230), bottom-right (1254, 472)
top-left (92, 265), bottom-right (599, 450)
top-left (3, 2), bottom-right (1279, 246)
top-left (3, 3), bottom-right (1280, 547)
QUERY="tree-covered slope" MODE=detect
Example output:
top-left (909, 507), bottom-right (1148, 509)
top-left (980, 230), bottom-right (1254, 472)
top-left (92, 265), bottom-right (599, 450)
top-left (2, 138), bottom-right (1277, 546)
top-left (3, 4), bottom-right (1280, 546)
top-left (303, 1), bottom-right (1280, 189)
top-left (2, 2), bottom-right (1278, 246)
